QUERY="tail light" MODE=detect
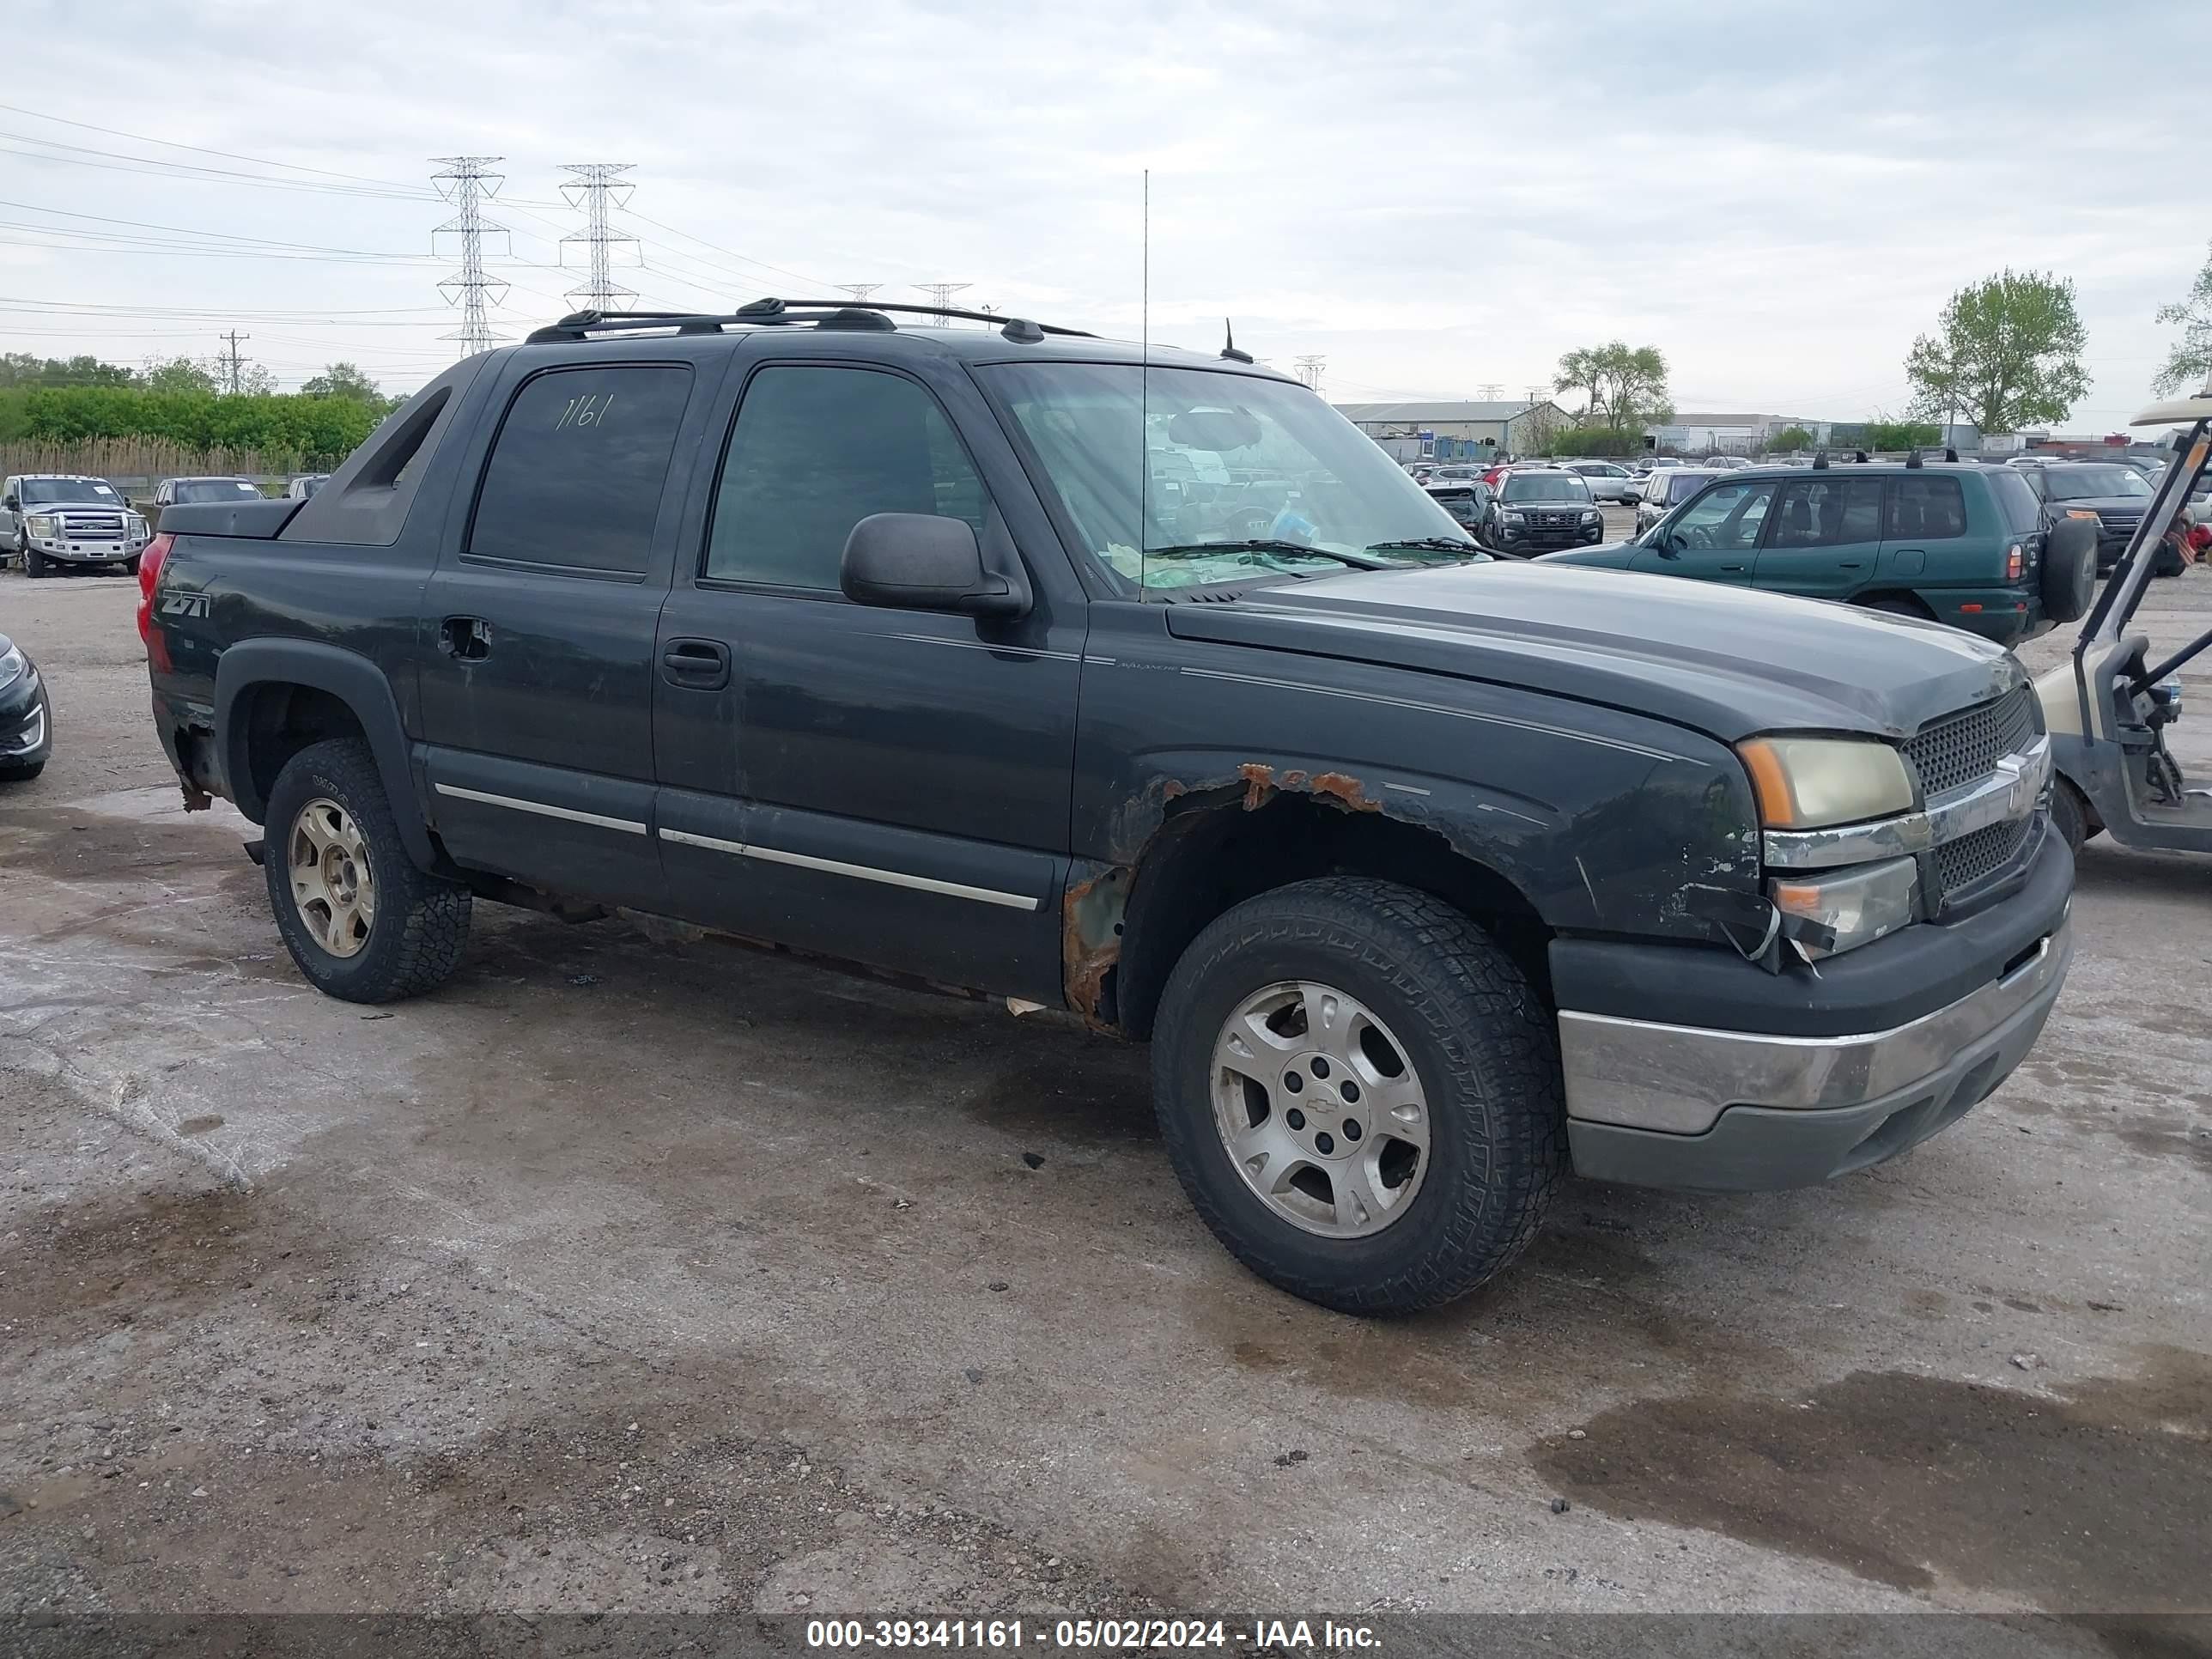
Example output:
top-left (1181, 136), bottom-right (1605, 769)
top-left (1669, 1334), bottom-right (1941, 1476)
top-left (137, 533), bottom-right (173, 655)
top-left (2005, 543), bottom-right (2024, 581)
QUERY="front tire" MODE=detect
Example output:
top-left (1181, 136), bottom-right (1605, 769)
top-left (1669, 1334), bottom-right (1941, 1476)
top-left (22, 543), bottom-right (46, 579)
top-left (2051, 777), bottom-right (2099, 856)
top-left (263, 738), bottom-right (471, 1003)
top-left (1152, 877), bottom-right (1565, 1316)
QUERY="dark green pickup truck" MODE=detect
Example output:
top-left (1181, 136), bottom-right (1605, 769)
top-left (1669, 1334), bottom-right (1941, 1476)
top-left (1544, 459), bottom-right (2096, 646)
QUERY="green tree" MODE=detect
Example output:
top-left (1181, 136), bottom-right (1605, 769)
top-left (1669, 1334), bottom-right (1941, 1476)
top-left (1553, 348), bottom-right (1604, 420)
top-left (2153, 240), bottom-right (2212, 397)
top-left (141, 356), bottom-right (217, 395)
top-left (1543, 424), bottom-right (1643, 458)
top-left (301, 361), bottom-right (384, 403)
top-left (1555, 342), bottom-right (1673, 432)
top-left (1766, 424), bottom-right (1815, 451)
top-left (0, 352), bottom-right (134, 388)
top-left (1864, 419), bottom-right (1942, 452)
top-left (1905, 269), bottom-right (2087, 434)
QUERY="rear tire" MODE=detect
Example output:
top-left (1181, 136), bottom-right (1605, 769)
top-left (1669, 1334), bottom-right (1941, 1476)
top-left (2041, 519), bottom-right (2098, 622)
top-left (2051, 777), bottom-right (2099, 856)
top-left (263, 738), bottom-right (471, 1003)
top-left (1151, 876), bottom-right (1565, 1316)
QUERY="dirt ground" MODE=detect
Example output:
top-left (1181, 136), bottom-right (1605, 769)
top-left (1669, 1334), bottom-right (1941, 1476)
top-left (1, 559), bottom-right (2208, 1628)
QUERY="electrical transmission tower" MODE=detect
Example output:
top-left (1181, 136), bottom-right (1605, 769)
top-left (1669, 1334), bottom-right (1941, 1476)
top-left (839, 283), bottom-right (881, 304)
top-left (559, 163), bottom-right (638, 312)
top-left (431, 156), bottom-right (511, 357)
top-left (1477, 382), bottom-right (1504, 401)
top-left (1293, 355), bottom-right (1327, 394)
top-left (915, 282), bottom-right (971, 323)
top-left (216, 330), bottom-right (250, 396)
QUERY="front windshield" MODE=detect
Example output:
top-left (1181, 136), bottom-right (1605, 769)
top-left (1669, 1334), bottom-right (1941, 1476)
top-left (175, 479), bottom-right (262, 503)
top-left (981, 361), bottom-right (1477, 591)
top-left (22, 477), bottom-right (119, 506)
top-left (2044, 466), bottom-right (2151, 502)
top-left (1503, 473), bottom-right (1592, 503)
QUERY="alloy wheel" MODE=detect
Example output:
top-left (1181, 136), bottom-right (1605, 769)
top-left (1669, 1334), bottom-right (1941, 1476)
top-left (288, 796), bottom-right (376, 959)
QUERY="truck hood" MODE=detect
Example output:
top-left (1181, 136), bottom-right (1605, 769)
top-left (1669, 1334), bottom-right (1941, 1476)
top-left (1164, 562), bottom-right (2021, 743)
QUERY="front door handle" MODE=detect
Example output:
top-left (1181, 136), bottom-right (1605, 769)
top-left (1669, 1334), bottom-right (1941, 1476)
top-left (660, 637), bottom-right (731, 690)
top-left (440, 616), bottom-right (491, 660)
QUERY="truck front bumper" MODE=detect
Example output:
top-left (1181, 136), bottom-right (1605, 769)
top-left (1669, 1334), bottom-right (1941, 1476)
top-left (1553, 833), bottom-right (2073, 1190)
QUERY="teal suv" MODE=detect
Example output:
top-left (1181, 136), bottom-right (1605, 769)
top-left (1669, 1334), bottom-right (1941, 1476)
top-left (1542, 459), bottom-right (2096, 646)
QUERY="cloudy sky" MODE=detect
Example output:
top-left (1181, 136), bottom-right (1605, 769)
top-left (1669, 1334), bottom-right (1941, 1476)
top-left (4, 0), bottom-right (2205, 427)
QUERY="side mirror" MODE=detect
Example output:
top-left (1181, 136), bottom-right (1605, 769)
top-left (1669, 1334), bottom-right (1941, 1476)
top-left (841, 514), bottom-right (1028, 618)
top-left (2, 495), bottom-right (16, 511)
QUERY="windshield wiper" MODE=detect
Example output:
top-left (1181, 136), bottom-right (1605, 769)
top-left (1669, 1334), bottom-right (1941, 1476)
top-left (1365, 538), bottom-right (1483, 559)
top-left (1143, 539), bottom-right (1395, 571)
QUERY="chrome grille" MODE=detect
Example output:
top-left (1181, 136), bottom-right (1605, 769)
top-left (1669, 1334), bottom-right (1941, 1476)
top-left (1905, 686), bottom-right (2037, 799)
top-left (54, 510), bottom-right (128, 537)
top-left (1936, 814), bottom-right (2033, 896)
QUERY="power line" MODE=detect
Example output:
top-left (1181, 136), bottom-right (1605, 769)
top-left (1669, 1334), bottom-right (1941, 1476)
top-left (559, 163), bottom-right (638, 313)
top-left (431, 156), bottom-right (509, 358)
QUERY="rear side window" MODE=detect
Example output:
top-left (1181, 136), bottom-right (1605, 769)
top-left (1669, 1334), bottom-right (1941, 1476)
top-left (704, 366), bottom-right (988, 590)
top-left (469, 365), bottom-right (693, 578)
top-left (1885, 476), bottom-right (1966, 541)
top-left (1770, 478), bottom-right (1884, 547)
top-left (1986, 470), bottom-right (2044, 537)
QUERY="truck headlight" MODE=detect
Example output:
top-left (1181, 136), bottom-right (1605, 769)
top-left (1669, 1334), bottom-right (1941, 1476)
top-left (26, 514), bottom-right (56, 538)
top-left (1737, 736), bottom-right (1915, 829)
top-left (126, 513), bottom-right (148, 539)
top-left (1501, 511), bottom-right (1526, 525)
top-left (0, 643), bottom-right (23, 692)
top-left (1771, 856), bottom-right (1918, 957)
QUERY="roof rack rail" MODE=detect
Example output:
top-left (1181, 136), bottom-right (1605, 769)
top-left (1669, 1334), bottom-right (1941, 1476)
top-left (526, 297), bottom-right (1093, 346)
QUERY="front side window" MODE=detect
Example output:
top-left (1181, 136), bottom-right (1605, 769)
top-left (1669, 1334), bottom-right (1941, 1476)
top-left (1769, 477), bottom-right (1884, 548)
top-left (469, 365), bottom-right (693, 578)
top-left (1885, 476), bottom-right (1966, 541)
top-left (704, 367), bottom-right (988, 590)
top-left (1666, 471), bottom-right (1715, 504)
top-left (982, 361), bottom-right (1474, 592)
top-left (1666, 480), bottom-right (1777, 550)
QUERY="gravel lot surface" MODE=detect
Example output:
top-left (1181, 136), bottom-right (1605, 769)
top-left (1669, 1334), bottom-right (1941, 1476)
top-left (1, 559), bottom-right (2206, 1624)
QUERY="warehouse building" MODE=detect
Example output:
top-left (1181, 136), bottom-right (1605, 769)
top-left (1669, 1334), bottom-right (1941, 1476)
top-left (1334, 399), bottom-right (1572, 461)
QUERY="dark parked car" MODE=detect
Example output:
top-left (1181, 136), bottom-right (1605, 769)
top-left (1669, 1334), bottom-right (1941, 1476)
top-left (0, 631), bottom-right (51, 781)
top-left (143, 299), bottom-right (2073, 1316)
top-left (1476, 468), bottom-right (1604, 554)
top-left (2014, 462), bottom-right (2174, 574)
top-left (1547, 459), bottom-right (2094, 647)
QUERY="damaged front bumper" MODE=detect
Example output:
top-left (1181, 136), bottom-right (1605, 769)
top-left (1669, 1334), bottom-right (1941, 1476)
top-left (1549, 832), bottom-right (2074, 1190)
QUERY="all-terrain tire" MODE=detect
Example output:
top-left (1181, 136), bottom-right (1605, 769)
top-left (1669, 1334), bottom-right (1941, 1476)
top-left (22, 542), bottom-right (46, 579)
top-left (263, 737), bottom-right (471, 1003)
top-left (1151, 876), bottom-right (1565, 1316)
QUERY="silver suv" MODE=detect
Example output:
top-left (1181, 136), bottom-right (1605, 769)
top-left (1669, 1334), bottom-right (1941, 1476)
top-left (3, 474), bottom-right (149, 577)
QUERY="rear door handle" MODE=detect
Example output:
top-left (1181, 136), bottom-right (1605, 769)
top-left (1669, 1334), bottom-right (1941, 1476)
top-left (660, 637), bottom-right (731, 690)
